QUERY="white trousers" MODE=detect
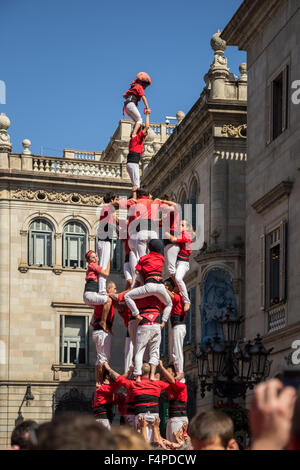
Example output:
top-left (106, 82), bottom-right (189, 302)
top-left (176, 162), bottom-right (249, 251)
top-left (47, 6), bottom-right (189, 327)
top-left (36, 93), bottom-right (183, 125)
top-left (164, 243), bottom-right (180, 276)
top-left (175, 261), bottom-right (190, 304)
top-left (135, 413), bottom-right (159, 443)
top-left (125, 101), bottom-right (143, 125)
top-left (136, 230), bottom-right (158, 259)
top-left (169, 324), bottom-right (186, 373)
top-left (166, 417), bottom-right (189, 443)
top-left (96, 418), bottom-right (111, 430)
top-left (97, 240), bottom-right (111, 293)
top-left (126, 162), bottom-right (140, 188)
top-left (128, 236), bottom-right (138, 284)
top-left (124, 261), bottom-right (133, 281)
top-left (92, 329), bottom-right (112, 365)
top-left (124, 283), bottom-right (173, 323)
top-left (134, 324), bottom-right (161, 376)
top-left (124, 335), bottom-right (133, 374)
top-left (83, 292), bottom-right (108, 306)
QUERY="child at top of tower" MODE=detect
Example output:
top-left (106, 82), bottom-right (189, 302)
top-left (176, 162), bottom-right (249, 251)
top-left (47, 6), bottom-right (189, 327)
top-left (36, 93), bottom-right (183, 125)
top-left (123, 72), bottom-right (151, 136)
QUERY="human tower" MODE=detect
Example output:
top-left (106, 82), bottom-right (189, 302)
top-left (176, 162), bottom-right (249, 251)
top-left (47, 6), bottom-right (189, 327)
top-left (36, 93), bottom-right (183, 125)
top-left (83, 73), bottom-right (195, 444)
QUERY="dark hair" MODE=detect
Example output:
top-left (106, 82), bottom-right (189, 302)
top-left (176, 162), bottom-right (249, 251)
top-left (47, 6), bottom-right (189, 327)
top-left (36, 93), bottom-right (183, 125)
top-left (11, 420), bottom-right (39, 449)
top-left (35, 413), bottom-right (116, 450)
top-left (164, 277), bottom-right (175, 289)
top-left (137, 188), bottom-right (149, 198)
top-left (167, 364), bottom-right (176, 375)
top-left (189, 410), bottom-right (234, 448)
top-left (103, 193), bottom-right (116, 203)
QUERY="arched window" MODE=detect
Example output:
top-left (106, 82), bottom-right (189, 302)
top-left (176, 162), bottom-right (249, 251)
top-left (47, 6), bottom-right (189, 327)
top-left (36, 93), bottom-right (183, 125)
top-left (188, 179), bottom-right (198, 230)
top-left (28, 219), bottom-right (53, 266)
top-left (63, 222), bottom-right (87, 268)
top-left (178, 189), bottom-right (187, 221)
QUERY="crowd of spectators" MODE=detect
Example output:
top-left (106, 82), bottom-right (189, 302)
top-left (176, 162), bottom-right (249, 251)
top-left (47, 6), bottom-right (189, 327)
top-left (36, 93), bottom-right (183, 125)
top-left (7, 378), bottom-right (299, 451)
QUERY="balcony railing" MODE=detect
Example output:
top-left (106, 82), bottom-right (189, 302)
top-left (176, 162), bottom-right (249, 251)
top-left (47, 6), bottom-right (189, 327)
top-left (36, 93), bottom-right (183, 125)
top-left (32, 156), bottom-right (125, 178)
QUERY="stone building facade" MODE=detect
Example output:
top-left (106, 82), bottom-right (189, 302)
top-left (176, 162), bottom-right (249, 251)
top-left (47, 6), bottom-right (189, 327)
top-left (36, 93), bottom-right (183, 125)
top-left (142, 31), bottom-right (247, 413)
top-left (0, 113), bottom-right (174, 448)
top-left (222, 0), bottom-right (300, 386)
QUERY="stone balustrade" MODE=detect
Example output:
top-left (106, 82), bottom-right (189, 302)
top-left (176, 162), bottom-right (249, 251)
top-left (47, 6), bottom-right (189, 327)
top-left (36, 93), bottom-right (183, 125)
top-left (7, 152), bottom-right (130, 180)
top-left (32, 156), bottom-right (125, 178)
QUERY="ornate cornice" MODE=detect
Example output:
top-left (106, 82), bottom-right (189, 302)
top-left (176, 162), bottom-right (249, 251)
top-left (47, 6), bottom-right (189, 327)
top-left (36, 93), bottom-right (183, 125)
top-left (11, 189), bottom-right (104, 206)
top-left (221, 0), bottom-right (283, 50)
top-left (252, 181), bottom-right (293, 214)
top-left (221, 124), bottom-right (247, 139)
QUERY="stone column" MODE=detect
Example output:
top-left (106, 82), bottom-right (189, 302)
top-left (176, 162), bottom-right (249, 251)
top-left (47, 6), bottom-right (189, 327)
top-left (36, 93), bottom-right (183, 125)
top-left (21, 139), bottom-right (33, 171)
top-left (18, 230), bottom-right (29, 272)
top-left (53, 233), bottom-right (62, 274)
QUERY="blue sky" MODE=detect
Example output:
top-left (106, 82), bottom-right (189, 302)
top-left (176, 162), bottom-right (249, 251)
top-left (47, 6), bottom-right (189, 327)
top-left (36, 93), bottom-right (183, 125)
top-left (1, 0), bottom-right (245, 156)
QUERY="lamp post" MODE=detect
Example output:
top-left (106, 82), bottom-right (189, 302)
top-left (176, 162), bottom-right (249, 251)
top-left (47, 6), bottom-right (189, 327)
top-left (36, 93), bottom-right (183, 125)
top-left (15, 384), bottom-right (35, 426)
top-left (196, 306), bottom-right (273, 403)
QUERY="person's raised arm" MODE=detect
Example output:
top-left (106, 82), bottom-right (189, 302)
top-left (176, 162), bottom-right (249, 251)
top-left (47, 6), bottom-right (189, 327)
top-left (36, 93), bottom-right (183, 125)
top-left (103, 361), bottom-right (120, 381)
top-left (101, 258), bottom-right (111, 278)
top-left (144, 108), bottom-right (151, 134)
top-left (142, 95), bottom-right (150, 111)
top-left (159, 360), bottom-right (175, 384)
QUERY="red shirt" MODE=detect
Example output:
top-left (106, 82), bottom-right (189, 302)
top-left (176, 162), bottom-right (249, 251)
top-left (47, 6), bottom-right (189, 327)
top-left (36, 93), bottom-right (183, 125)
top-left (129, 130), bottom-right (146, 155)
top-left (119, 291), bottom-right (163, 324)
top-left (117, 293), bottom-right (131, 328)
top-left (136, 252), bottom-right (165, 283)
top-left (132, 196), bottom-right (166, 221)
top-left (93, 382), bottom-right (120, 407)
top-left (167, 381), bottom-right (188, 418)
top-left (116, 376), bottom-right (171, 414)
top-left (170, 292), bottom-right (185, 317)
top-left (85, 262), bottom-right (102, 282)
top-left (123, 83), bottom-right (145, 102)
top-left (176, 231), bottom-right (193, 261)
top-left (92, 302), bottom-right (115, 328)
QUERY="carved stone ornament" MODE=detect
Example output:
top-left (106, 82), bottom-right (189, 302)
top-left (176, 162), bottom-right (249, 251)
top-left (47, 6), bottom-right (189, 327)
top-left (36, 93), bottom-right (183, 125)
top-left (11, 189), bottom-right (104, 206)
top-left (18, 263), bottom-right (29, 273)
top-left (221, 124), bottom-right (247, 139)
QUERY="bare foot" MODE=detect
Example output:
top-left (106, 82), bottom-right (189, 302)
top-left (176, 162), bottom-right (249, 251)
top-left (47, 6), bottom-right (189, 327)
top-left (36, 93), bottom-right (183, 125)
top-left (136, 376), bottom-right (141, 383)
top-left (184, 303), bottom-right (190, 312)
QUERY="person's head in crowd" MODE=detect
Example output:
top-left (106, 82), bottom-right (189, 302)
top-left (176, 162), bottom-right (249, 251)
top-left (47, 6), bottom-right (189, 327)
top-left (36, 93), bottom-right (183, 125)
top-left (136, 188), bottom-right (150, 199)
top-left (111, 426), bottom-right (152, 450)
top-left (11, 420), bottom-right (39, 450)
top-left (35, 413), bottom-right (116, 450)
top-left (103, 193), bottom-right (117, 204)
top-left (189, 410), bottom-right (237, 450)
top-left (166, 364), bottom-right (176, 378)
top-left (164, 277), bottom-right (176, 292)
top-left (148, 239), bottom-right (164, 255)
top-left (141, 363), bottom-right (151, 378)
top-left (287, 387), bottom-right (300, 450)
top-left (106, 281), bottom-right (117, 295)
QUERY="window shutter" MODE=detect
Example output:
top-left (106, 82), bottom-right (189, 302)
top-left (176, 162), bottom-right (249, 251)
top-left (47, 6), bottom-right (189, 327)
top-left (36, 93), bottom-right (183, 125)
top-left (282, 66), bottom-right (289, 133)
top-left (279, 220), bottom-right (288, 302)
top-left (266, 83), bottom-right (272, 144)
top-left (260, 234), bottom-right (266, 310)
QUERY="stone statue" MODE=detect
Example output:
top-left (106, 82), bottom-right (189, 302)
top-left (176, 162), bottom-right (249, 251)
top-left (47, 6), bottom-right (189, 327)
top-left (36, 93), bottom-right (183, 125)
top-left (200, 268), bottom-right (238, 346)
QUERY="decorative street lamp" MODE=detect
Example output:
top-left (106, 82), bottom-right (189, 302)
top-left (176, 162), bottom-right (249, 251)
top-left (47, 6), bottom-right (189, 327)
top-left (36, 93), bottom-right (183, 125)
top-left (196, 305), bottom-right (273, 402)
